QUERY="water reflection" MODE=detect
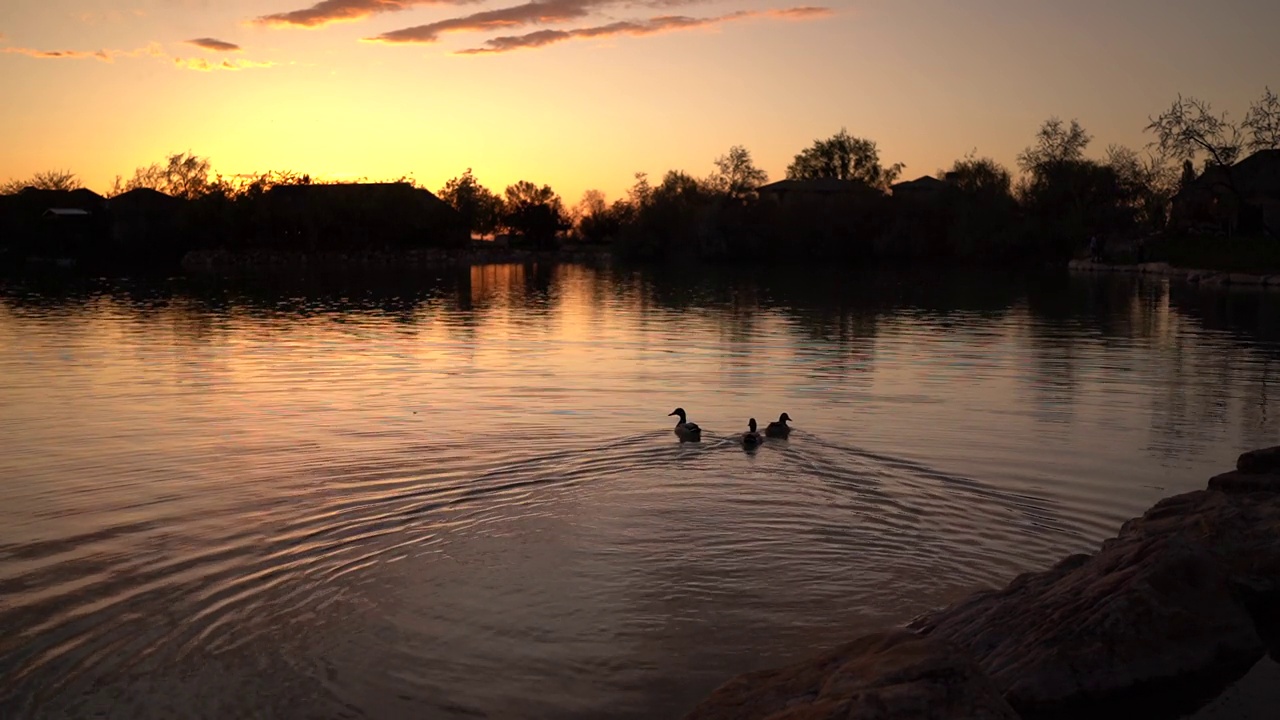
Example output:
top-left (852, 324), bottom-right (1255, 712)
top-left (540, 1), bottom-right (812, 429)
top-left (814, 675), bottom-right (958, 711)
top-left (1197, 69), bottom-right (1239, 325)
top-left (1, 265), bottom-right (1279, 719)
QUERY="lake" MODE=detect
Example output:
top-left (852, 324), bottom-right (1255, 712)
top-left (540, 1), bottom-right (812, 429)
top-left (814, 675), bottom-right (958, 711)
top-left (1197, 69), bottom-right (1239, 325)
top-left (1, 263), bottom-right (1277, 719)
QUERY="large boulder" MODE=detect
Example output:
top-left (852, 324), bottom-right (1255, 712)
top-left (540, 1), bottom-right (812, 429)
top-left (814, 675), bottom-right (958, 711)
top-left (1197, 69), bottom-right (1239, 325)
top-left (681, 631), bottom-right (1018, 720)
top-left (909, 529), bottom-right (1264, 718)
top-left (1237, 446), bottom-right (1280, 474)
top-left (907, 452), bottom-right (1280, 718)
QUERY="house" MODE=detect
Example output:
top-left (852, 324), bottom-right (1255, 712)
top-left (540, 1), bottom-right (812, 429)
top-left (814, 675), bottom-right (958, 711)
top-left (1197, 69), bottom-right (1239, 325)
top-left (0, 187), bottom-right (109, 261)
top-left (1171, 149), bottom-right (1280, 236)
top-left (890, 175), bottom-right (949, 198)
top-left (259, 182), bottom-right (468, 249)
top-left (106, 187), bottom-right (185, 252)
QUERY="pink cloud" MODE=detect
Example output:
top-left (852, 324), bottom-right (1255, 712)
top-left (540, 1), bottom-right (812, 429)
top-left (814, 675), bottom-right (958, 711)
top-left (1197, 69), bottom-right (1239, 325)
top-left (254, 0), bottom-right (483, 28)
top-left (366, 0), bottom-right (606, 43)
top-left (455, 6), bottom-right (832, 54)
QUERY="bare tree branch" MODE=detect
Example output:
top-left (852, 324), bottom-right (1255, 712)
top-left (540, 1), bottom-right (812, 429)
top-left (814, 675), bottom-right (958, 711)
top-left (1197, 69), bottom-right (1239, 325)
top-left (1244, 86), bottom-right (1280, 152)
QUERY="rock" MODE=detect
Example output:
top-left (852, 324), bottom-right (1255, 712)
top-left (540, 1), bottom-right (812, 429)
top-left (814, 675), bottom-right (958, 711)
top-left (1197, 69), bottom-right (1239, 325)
top-left (1209, 471), bottom-right (1280, 494)
top-left (911, 531), bottom-right (1263, 719)
top-left (907, 484), bottom-right (1280, 719)
top-left (686, 454), bottom-right (1280, 720)
top-left (681, 631), bottom-right (1018, 720)
top-left (1238, 446), bottom-right (1280, 474)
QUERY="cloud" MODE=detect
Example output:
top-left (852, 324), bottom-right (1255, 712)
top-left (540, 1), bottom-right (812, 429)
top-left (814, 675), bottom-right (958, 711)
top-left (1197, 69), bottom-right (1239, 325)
top-left (769, 5), bottom-right (831, 18)
top-left (254, 0), bottom-right (483, 28)
top-left (186, 37), bottom-right (242, 52)
top-left (456, 6), bottom-right (831, 54)
top-left (1, 39), bottom-right (273, 72)
top-left (1, 42), bottom-right (166, 63)
top-left (367, 0), bottom-right (669, 44)
top-left (174, 57), bottom-right (276, 71)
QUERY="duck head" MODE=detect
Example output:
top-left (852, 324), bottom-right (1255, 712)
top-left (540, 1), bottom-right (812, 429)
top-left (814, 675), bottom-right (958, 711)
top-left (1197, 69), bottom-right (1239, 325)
top-left (668, 408), bottom-right (687, 422)
top-left (748, 418), bottom-right (758, 432)
top-left (778, 412), bottom-right (792, 424)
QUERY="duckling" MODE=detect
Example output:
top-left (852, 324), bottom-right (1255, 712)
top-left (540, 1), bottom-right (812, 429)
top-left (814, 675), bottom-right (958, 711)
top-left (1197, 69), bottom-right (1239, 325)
top-left (742, 418), bottom-right (763, 449)
top-left (765, 412), bottom-right (792, 438)
top-left (668, 407), bottom-right (702, 442)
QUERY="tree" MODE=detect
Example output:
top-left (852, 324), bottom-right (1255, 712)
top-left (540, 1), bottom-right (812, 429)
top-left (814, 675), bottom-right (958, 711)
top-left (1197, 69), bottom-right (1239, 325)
top-left (786, 129), bottom-right (903, 190)
top-left (573, 189), bottom-right (621, 243)
top-left (1244, 86), bottom-right (1280, 152)
top-left (573, 189), bottom-right (608, 224)
top-left (123, 152), bottom-right (212, 199)
top-left (501, 180), bottom-right (567, 249)
top-left (1145, 95), bottom-right (1244, 169)
top-left (945, 155), bottom-right (1012, 199)
top-left (626, 172), bottom-right (653, 208)
top-left (710, 145), bottom-right (768, 200)
top-left (438, 169), bottom-right (501, 237)
top-left (1104, 145), bottom-right (1177, 231)
top-left (1015, 118), bottom-right (1132, 255)
top-left (0, 169), bottom-right (82, 194)
top-left (1147, 89), bottom-right (1279, 237)
top-left (1016, 118), bottom-right (1091, 174)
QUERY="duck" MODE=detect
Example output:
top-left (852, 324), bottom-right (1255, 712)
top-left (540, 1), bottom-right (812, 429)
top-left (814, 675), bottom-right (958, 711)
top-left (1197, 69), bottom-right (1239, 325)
top-left (668, 407), bottom-right (702, 442)
top-left (742, 418), bottom-right (763, 449)
top-left (765, 412), bottom-right (792, 438)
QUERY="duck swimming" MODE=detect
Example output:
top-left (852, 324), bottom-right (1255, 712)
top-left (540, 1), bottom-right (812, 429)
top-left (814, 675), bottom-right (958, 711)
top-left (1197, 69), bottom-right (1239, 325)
top-left (668, 407), bottom-right (702, 442)
top-left (765, 412), bottom-right (792, 438)
top-left (742, 418), bottom-right (763, 448)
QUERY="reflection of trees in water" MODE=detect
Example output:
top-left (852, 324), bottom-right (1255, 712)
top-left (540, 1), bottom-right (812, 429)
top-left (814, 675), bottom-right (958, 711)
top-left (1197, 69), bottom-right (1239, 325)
top-left (1048, 274), bottom-right (1280, 462)
top-left (7, 266), bottom-right (1280, 463)
top-left (1022, 314), bottom-right (1081, 426)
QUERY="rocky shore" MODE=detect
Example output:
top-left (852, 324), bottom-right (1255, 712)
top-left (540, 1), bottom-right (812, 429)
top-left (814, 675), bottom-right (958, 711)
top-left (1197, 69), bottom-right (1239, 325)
top-left (682, 447), bottom-right (1280, 720)
top-left (1068, 259), bottom-right (1280, 288)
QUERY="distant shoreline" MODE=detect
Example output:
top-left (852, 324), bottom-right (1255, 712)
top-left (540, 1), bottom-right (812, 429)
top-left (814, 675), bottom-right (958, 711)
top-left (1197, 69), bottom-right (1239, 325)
top-left (1068, 258), bottom-right (1280, 288)
top-left (177, 245), bottom-right (613, 274)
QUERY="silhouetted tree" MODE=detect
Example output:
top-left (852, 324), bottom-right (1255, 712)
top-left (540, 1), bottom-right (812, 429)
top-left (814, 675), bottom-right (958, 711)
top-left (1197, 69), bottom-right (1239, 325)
top-left (572, 189), bottom-right (622, 243)
top-left (122, 152), bottom-right (212, 200)
top-left (501, 181), bottom-right (567, 250)
top-left (1148, 89), bottom-right (1280, 237)
top-left (1, 169), bottom-right (82, 194)
top-left (710, 145), bottom-right (768, 200)
top-left (946, 155), bottom-right (1012, 199)
top-left (1145, 96), bottom-right (1244, 170)
top-left (1017, 118), bottom-right (1092, 172)
top-left (627, 172), bottom-right (654, 207)
top-left (1104, 145), bottom-right (1177, 231)
top-left (1016, 118), bottom-right (1129, 257)
top-left (1244, 86), bottom-right (1280, 152)
top-left (613, 170), bottom-right (725, 260)
top-left (438, 169), bottom-right (501, 237)
top-left (786, 129), bottom-right (903, 190)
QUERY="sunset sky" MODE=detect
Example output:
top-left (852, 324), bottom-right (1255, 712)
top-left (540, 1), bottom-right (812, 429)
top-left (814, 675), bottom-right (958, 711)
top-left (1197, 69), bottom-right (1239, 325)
top-left (1, 0), bottom-right (1277, 204)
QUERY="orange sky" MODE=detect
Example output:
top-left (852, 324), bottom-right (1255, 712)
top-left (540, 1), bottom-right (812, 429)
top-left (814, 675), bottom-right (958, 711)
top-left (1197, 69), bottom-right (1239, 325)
top-left (1, 0), bottom-right (1277, 206)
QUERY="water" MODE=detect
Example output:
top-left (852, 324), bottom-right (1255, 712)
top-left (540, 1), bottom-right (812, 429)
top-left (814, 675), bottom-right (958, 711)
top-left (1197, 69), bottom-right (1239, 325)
top-left (0, 264), bottom-right (1276, 719)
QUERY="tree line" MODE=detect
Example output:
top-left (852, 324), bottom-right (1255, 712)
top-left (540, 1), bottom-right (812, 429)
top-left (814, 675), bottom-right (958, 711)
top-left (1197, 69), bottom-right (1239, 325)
top-left (4, 86), bottom-right (1277, 265)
